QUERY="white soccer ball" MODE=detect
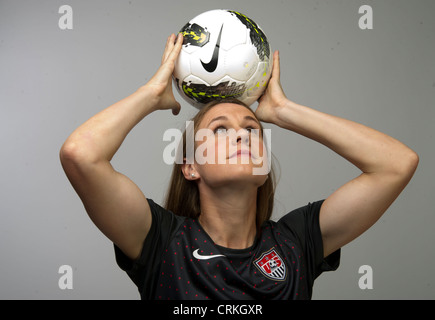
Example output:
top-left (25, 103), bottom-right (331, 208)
top-left (173, 9), bottom-right (273, 109)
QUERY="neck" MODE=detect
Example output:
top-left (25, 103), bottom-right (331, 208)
top-left (198, 184), bottom-right (258, 249)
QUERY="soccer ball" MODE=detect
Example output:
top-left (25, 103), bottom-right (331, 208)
top-left (173, 9), bottom-right (272, 109)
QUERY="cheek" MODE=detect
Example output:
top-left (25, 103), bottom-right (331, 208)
top-left (194, 134), bottom-right (226, 165)
top-left (216, 135), bottom-right (229, 162)
top-left (251, 135), bottom-right (266, 158)
top-left (194, 130), bottom-right (213, 160)
top-left (251, 135), bottom-right (261, 154)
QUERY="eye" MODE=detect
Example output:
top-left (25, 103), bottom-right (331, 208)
top-left (246, 127), bottom-right (260, 135)
top-left (213, 126), bottom-right (227, 134)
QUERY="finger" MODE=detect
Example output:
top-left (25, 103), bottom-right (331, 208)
top-left (166, 33), bottom-right (183, 63)
top-left (176, 32), bottom-right (184, 45)
top-left (161, 35), bottom-right (170, 64)
top-left (162, 34), bottom-right (176, 64)
top-left (272, 50), bottom-right (280, 81)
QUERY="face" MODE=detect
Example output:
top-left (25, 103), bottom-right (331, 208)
top-left (186, 103), bottom-right (269, 189)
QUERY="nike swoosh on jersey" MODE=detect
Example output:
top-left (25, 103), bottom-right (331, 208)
top-left (193, 249), bottom-right (226, 260)
top-left (200, 24), bottom-right (224, 73)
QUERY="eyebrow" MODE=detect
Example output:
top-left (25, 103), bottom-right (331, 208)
top-left (207, 115), bottom-right (260, 127)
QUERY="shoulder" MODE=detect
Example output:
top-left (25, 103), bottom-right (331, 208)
top-left (115, 198), bottom-right (186, 268)
top-left (274, 200), bottom-right (341, 276)
top-left (270, 200), bottom-right (326, 259)
top-left (146, 198), bottom-right (186, 227)
top-left (276, 200), bottom-right (325, 232)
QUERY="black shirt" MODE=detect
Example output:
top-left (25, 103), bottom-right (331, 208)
top-left (114, 198), bottom-right (340, 300)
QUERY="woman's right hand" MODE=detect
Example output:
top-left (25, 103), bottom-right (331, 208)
top-left (144, 33), bottom-right (183, 115)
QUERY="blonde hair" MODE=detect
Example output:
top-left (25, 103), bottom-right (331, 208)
top-left (164, 99), bottom-right (276, 228)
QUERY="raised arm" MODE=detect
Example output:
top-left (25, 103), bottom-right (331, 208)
top-left (59, 34), bottom-right (183, 260)
top-left (257, 51), bottom-right (419, 257)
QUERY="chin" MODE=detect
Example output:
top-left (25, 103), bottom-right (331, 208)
top-left (204, 163), bottom-right (268, 188)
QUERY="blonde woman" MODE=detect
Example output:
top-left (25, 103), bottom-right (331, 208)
top-left (60, 34), bottom-right (418, 299)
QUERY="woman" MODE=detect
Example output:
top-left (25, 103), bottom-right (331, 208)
top-left (60, 34), bottom-right (418, 299)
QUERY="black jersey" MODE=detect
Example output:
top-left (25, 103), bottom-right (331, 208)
top-left (114, 199), bottom-right (340, 300)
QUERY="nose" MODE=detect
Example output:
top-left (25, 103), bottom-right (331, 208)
top-left (232, 129), bottom-right (250, 146)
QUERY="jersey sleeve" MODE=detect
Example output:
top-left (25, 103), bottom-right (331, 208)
top-left (277, 200), bottom-right (340, 280)
top-left (113, 198), bottom-right (184, 299)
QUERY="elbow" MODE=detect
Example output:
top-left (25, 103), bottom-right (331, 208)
top-left (407, 149), bottom-right (419, 174)
top-left (59, 141), bottom-right (84, 175)
top-left (60, 140), bottom-right (84, 166)
top-left (408, 150), bottom-right (419, 170)
top-left (59, 143), bottom-right (78, 183)
top-left (59, 141), bottom-right (76, 164)
top-left (59, 139), bottom-right (98, 172)
top-left (396, 149), bottom-right (419, 182)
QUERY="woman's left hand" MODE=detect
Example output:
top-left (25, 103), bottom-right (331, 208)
top-left (255, 50), bottom-right (289, 124)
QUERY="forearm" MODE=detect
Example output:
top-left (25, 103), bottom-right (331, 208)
top-left (273, 100), bottom-right (418, 176)
top-left (61, 85), bottom-right (157, 164)
top-left (258, 51), bottom-right (418, 255)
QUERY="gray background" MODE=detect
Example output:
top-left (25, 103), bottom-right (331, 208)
top-left (0, 0), bottom-right (434, 299)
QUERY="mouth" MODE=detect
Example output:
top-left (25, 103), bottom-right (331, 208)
top-left (229, 149), bottom-right (253, 159)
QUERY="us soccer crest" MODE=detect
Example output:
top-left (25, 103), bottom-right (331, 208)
top-left (254, 249), bottom-right (286, 281)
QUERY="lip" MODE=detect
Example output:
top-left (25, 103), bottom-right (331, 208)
top-left (229, 149), bottom-right (252, 159)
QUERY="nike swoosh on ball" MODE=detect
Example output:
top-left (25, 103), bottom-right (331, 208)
top-left (200, 24), bottom-right (224, 73)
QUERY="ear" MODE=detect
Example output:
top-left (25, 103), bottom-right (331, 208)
top-left (181, 161), bottom-right (199, 180)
